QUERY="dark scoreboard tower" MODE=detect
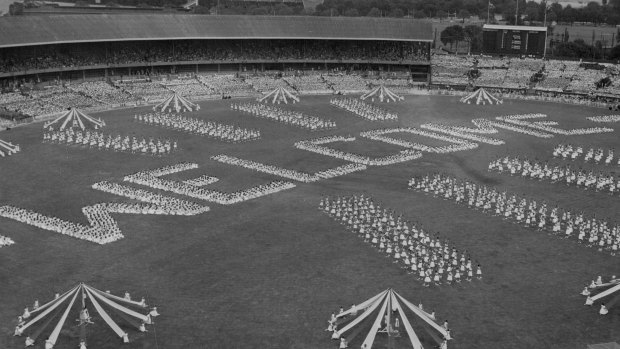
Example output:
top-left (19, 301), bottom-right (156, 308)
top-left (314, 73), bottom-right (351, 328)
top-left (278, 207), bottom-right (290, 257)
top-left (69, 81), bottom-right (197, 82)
top-left (482, 24), bottom-right (547, 56)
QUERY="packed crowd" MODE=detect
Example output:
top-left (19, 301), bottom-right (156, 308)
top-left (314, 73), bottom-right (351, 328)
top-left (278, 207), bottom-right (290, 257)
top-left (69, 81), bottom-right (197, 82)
top-left (283, 75), bottom-right (332, 94)
top-left (431, 54), bottom-right (620, 100)
top-left (134, 112), bottom-right (260, 143)
top-left (0, 40), bottom-right (429, 74)
top-left (211, 154), bottom-right (367, 183)
top-left (1, 90), bottom-right (84, 117)
top-left (408, 174), bottom-right (620, 254)
top-left (114, 81), bottom-right (171, 103)
top-left (294, 135), bottom-right (422, 166)
top-left (488, 157), bottom-right (620, 194)
top-left (196, 75), bottom-right (257, 97)
top-left (554, 143), bottom-right (618, 166)
top-left (323, 75), bottom-right (368, 93)
top-left (245, 76), bottom-right (290, 93)
top-left (43, 128), bottom-right (178, 156)
top-left (231, 102), bottom-right (336, 131)
top-left (330, 98), bottom-right (398, 121)
top-left (536, 60), bottom-right (578, 92)
top-left (161, 81), bottom-right (214, 98)
top-left (320, 195), bottom-right (482, 286)
top-left (431, 66), bottom-right (471, 86)
top-left (67, 81), bottom-right (134, 106)
top-left (123, 162), bottom-right (297, 205)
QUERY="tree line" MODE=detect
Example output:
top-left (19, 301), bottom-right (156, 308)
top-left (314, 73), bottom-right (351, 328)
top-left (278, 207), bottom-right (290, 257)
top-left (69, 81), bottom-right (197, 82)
top-left (8, 0), bottom-right (620, 25)
top-left (314, 0), bottom-right (620, 25)
top-left (440, 23), bottom-right (620, 61)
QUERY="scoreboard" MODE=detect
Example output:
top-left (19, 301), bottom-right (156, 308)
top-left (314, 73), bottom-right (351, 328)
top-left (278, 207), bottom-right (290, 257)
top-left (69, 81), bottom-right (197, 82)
top-left (482, 24), bottom-right (547, 56)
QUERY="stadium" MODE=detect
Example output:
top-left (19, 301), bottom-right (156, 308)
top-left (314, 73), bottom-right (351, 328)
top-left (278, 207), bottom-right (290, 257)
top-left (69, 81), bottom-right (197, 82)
top-left (0, 13), bottom-right (619, 349)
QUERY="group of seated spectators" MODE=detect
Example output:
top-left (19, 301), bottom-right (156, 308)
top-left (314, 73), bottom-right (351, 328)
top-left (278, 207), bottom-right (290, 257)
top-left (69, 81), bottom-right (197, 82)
top-left (283, 75), bottom-right (332, 94)
top-left (245, 75), bottom-right (290, 93)
top-left (160, 75), bottom-right (215, 98)
top-left (67, 81), bottom-right (134, 106)
top-left (1, 73), bottom-right (400, 122)
top-left (196, 74), bottom-right (257, 97)
top-left (432, 54), bottom-right (620, 103)
top-left (0, 40), bottom-right (429, 74)
top-left (323, 74), bottom-right (368, 93)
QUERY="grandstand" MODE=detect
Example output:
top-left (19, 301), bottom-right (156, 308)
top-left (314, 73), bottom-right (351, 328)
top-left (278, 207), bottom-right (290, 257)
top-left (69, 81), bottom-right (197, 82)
top-left (0, 15), bottom-right (432, 84)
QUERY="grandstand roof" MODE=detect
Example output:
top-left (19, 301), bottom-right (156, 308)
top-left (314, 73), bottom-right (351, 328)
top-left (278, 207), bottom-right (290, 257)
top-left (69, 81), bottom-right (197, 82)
top-left (483, 24), bottom-right (547, 32)
top-left (0, 15), bottom-right (432, 48)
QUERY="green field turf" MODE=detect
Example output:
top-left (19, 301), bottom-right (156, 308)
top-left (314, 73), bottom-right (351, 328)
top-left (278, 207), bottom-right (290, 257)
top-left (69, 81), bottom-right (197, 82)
top-left (0, 95), bottom-right (619, 349)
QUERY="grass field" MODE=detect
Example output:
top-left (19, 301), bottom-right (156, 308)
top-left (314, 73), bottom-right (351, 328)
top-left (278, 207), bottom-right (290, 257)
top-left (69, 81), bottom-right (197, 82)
top-left (0, 95), bottom-right (619, 349)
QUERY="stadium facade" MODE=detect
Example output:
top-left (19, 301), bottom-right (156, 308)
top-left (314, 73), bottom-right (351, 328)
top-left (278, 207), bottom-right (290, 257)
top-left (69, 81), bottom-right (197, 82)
top-left (0, 15), bottom-right (433, 83)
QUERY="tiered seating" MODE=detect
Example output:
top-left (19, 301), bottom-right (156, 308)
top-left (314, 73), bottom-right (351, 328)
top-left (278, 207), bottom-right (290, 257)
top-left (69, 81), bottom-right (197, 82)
top-left (245, 76), bottom-right (290, 93)
top-left (161, 77), bottom-right (215, 98)
top-left (501, 60), bottom-right (542, 89)
top-left (431, 66), bottom-right (470, 85)
top-left (39, 91), bottom-right (103, 111)
top-left (68, 81), bottom-right (135, 106)
top-left (196, 74), bottom-right (256, 97)
top-left (323, 74), bottom-right (368, 93)
top-left (431, 55), bottom-right (473, 85)
top-left (476, 57), bottom-right (507, 69)
top-left (0, 92), bottom-right (32, 119)
top-left (537, 60), bottom-right (574, 91)
top-left (115, 81), bottom-right (171, 102)
top-left (476, 69), bottom-right (506, 87)
top-left (283, 75), bottom-right (332, 94)
top-left (567, 67), bottom-right (608, 93)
